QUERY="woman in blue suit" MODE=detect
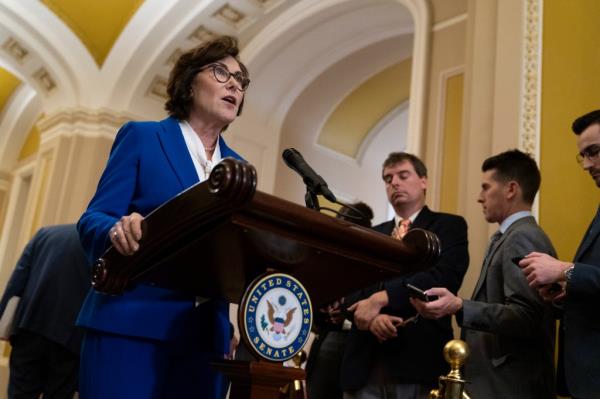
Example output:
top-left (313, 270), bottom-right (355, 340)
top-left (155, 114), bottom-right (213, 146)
top-left (77, 36), bottom-right (250, 398)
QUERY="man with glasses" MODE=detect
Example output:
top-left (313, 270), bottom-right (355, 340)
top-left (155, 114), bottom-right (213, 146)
top-left (519, 109), bottom-right (600, 399)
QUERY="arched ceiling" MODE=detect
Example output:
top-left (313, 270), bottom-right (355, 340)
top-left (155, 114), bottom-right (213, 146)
top-left (41, 0), bottom-right (144, 66)
top-left (0, 0), bottom-right (419, 179)
top-left (319, 58), bottom-right (412, 157)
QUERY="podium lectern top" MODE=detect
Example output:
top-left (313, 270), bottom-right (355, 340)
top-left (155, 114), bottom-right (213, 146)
top-left (92, 158), bottom-right (440, 306)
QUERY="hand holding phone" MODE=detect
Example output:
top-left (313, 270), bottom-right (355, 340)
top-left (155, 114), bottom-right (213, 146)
top-left (512, 256), bottom-right (562, 294)
top-left (405, 283), bottom-right (437, 302)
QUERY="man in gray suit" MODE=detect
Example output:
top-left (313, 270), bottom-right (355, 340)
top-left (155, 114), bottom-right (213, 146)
top-left (520, 109), bottom-right (600, 399)
top-left (0, 224), bottom-right (90, 399)
top-left (411, 150), bottom-right (556, 399)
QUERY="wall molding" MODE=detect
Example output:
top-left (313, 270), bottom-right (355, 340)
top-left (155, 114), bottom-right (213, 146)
top-left (433, 13), bottom-right (467, 32)
top-left (431, 65), bottom-right (465, 209)
top-left (37, 107), bottom-right (136, 144)
top-left (520, 0), bottom-right (542, 160)
top-left (399, 0), bottom-right (430, 158)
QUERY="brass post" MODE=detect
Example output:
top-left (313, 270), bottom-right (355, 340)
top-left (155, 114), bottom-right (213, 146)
top-left (429, 339), bottom-right (471, 399)
top-left (280, 350), bottom-right (307, 399)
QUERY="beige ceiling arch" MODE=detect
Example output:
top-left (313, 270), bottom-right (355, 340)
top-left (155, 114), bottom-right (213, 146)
top-left (238, 0), bottom-right (430, 193)
top-left (319, 58), bottom-right (412, 158)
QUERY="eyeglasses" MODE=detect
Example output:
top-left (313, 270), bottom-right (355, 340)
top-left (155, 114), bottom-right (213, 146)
top-left (200, 63), bottom-right (250, 91)
top-left (576, 144), bottom-right (600, 166)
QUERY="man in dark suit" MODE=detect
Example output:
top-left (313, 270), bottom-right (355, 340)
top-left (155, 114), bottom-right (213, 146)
top-left (412, 150), bottom-right (556, 399)
top-left (340, 152), bottom-right (469, 399)
top-left (520, 109), bottom-right (600, 399)
top-left (306, 202), bottom-right (374, 399)
top-left (0, 224), bottom-right (90, 398)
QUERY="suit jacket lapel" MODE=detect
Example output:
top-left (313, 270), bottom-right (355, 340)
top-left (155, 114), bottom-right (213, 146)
top-left (158, 117), bottom-right (199, 190)
top-left (471, 233), bottom-right (505, 299)
top-left (574, 205), bottom-right (600, 261)
top-left (412, 206), bottom-right (434, 230)
top-left (376, 220), bottom-right (395, 235)
top-left (471, 217), bottom-right (534, 298)
top-left (219, 135), bottom-right (240, 160)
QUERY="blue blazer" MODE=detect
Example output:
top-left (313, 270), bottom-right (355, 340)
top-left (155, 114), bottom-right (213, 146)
top-left (77, 116), bottom-right (242, 352)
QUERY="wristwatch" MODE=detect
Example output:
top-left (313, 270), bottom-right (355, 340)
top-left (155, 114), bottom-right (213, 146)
top-left (564, 265), bottom-right (575, 282)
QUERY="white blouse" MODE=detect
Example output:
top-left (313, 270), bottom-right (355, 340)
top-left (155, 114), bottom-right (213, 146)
top-left (179, 120), bottom-right (222, 182)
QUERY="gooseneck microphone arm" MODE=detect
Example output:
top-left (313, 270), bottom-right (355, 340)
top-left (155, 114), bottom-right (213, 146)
top-left (282, 148), bottom-right (337, 209)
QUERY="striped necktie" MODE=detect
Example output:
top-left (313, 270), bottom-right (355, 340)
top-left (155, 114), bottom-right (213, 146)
top-left (392, 219), bottom-right (411, 240)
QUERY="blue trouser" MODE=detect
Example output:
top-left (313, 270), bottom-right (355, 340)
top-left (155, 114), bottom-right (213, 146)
top-left (79, 330), bottom-right (226, 399)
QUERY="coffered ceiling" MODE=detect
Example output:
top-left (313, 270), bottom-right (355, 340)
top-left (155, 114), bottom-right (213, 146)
top-left (0, 0), bottom-right (417, 176)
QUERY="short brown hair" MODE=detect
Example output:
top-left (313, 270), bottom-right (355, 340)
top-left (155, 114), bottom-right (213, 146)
top-left (165, 36), bottom-right (249, 121)
top-left (337, 202), bottom-right (374, 227)
top-left (482, 149), bottom-right (540, 205)
top-left (382, 152), bottom-right (428, 179)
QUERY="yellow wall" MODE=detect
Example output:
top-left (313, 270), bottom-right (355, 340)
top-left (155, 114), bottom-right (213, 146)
top-left (439, 74), bottom-right (464, 214)
top-left (423, 17), bottom-right (466, 211)
top-left (0, 68), bottom-right (21, 111)
top-left (540, 0), bottom-right (600, 259)
top-left (18, 126), bottom-right (40, 161)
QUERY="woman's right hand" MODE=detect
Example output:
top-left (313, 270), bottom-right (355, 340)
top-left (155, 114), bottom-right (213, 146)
top-left (109, 212), bottom-right (144, 256)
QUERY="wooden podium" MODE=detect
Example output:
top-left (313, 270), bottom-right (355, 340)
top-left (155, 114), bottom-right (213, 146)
top-left (91, 158), bottom-right (440, 398)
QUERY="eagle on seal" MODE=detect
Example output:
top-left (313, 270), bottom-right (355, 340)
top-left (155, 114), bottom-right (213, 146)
top-left (267, 299), bottom-right (296, 336)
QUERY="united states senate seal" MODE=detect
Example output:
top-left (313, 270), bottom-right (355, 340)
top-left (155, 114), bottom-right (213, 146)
top-left (240, 272), bottom-right (312, 362)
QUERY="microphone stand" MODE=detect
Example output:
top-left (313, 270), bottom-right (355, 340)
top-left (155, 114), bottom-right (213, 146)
top-left (304, 187), bottom-right (319, 210)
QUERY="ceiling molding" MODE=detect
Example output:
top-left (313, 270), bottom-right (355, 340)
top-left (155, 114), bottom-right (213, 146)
top-left (37, 107), bottom-right (134, 145)
top-left (0, 85), bottom-right (42, 171)
top-left (0, 0), bottom-right (97, 110)
top-left (1, 37), bottom-right (29, 64)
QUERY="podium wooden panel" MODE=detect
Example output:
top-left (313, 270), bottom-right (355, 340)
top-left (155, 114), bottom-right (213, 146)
top-left (91, 159), bottom-right (440, 398)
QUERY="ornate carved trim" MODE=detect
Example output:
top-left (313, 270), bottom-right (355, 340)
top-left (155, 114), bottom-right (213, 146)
top-left (188, 25), bottom-right (218, 45)
top-left (165, 48), bottom-right (183, 66)
top-left (147, 75), bottom-right (169, 101)
top-left (520, 0), bottom-right (542, 159)
top-left (251, 0), bottom-right (285, 12)
top-left (32, 67), bottom-right (56, 93)
top-left (37, 108), bottom-right (134, 144)
top-left (213, 4), bottom-right (250, 31)
top-left (1, 37), bottom-right (29, 63)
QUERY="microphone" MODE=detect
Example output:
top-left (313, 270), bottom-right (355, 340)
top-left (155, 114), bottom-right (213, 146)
top-left (282, 148), bottom-right (337, 203)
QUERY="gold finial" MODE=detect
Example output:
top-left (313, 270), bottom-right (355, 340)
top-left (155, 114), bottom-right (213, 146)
top-left (443, 339), bottom-right (469, 379)
top-left (429, 340), bottom-right (471, 399)
top-left (292, 350), bottom-right (307, 368)
top-left (281, 350), bottom-right (307, 397)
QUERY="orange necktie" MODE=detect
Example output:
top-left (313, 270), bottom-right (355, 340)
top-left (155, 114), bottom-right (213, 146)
top-left (392, 219), bottom-right (411, 240)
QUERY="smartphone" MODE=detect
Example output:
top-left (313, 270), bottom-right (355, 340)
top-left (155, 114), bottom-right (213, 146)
top-left (512, 256), bottom-right (562, 294)
top-left (405, 283), bottom-right (436, 302)
top-left (511, 256), bottom-right (524, 266)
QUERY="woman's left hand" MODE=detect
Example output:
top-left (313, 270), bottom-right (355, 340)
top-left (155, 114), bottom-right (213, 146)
top-left (109, 212), bottom-right (144, 256)
top-left (226, 335), bottom-right (239, 360)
